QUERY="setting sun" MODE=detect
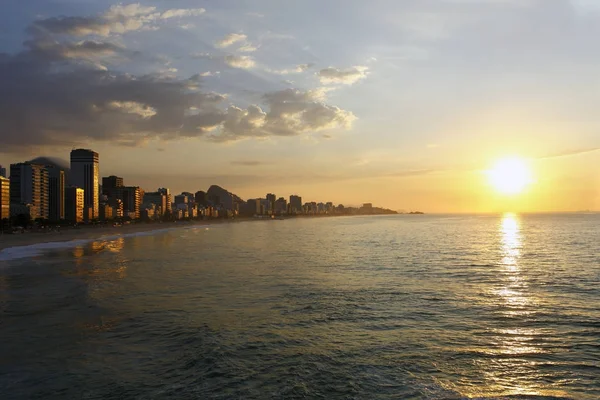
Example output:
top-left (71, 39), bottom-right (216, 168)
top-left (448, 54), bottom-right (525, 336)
top-left (487, 157), bottom-right (533, 195)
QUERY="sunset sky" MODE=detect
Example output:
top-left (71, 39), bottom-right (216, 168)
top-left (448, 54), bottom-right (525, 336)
top-left (1, 0), bottom-right (599, 212)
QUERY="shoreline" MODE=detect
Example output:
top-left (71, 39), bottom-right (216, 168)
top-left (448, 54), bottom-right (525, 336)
top-left (0, 214), bottom-right (399, 261)
top-left (0, 218), bottom-right (246, 256)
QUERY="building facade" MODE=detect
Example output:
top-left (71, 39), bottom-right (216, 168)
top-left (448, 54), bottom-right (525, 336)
top-left (70, 149), bottom-right (99, 220)
top-left (9, 163), bottom-right (49, 220)
top-left (0, 176), bottom-right (9, 220)
top-left (289, 195), bottom-right (302, 214)
top-left (65, 186), bottom-right (84, 223)
top-left (122, 186), bottom-right (141, 219)
top-left (47, 166), bottom-right (65, 221)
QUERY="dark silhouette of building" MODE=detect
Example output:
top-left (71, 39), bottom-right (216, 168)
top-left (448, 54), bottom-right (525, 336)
top-left (47, 166), bottom-right (65, 221)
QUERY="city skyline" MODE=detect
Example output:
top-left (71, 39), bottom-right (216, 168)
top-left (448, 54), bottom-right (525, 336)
top-left (0, 1), bottom-right (599, 212)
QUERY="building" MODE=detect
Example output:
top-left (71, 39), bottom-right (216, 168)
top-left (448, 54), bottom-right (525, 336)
top-left (65, 186), bottom-right (84, 223)
top-left (122, 186), bottom-right (141, 219)
top-left (266, 193), bottom-right (276, 214)
top-left (99, 203), bottom-right (114, 221)
top-left (143, 191), bottom-right (167, 217)
top-left (0, 165), bottom-right (6, 178)
top-left (47, 166), bottom-right (65, 221)
top-left (10, 163), bottom-right (49, 220)
top-left (108, 198), bottom-right (124, 219)
top-left (246, 199), bottom-right (261, 215)
top-left (275, 197), bottom-right (287, 214)
top-left (70, 149), bottom-right (99, 220)
top-left (0, 176), bottom-right (9, 220)
top-left (289, 195), bottom-right (302, 214)
top-left (158, 188), bottom-right (172, 213)
top-left (195, 191), bottom-right (207, 205)
top-left (102, 175), bottom-right (123, 190)
top-left (174, 194), bottom-right (189, 205)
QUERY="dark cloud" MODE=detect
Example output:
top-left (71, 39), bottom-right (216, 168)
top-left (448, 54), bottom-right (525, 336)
top-left (0, 5), bottom-right (355, 152)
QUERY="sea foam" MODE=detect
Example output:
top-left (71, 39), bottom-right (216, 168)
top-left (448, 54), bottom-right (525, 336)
top-left (0, 225), bottom-right (210, 262)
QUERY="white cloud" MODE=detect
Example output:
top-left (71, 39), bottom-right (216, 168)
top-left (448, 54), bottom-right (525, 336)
top-left (216, 33), bottom-right (247, 48)
top-left (267, 63), bottom-right (314, 75)
top-left (318, 66), bottom-right (369, 85)
top-left (238, 44), bottom-right (258, 53)
top-left (224, 55), bottom-right (255, 69)
top-left (107, 101), bottom-right (157, 119)
top-left (161, 8), bottom-right (205, 19)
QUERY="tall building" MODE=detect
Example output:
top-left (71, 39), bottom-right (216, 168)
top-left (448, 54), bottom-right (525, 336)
top-left (65, 186), bottom-right (84, 223)
top-left (195, 191), bottom-right (207, 205)
top-left (70, 149), bottom-right (99, 220)
top-left (266, 193), bottom-right (276, 214)
top-left (0, 176), bottom-right (9, 220)
top-left (102, 175), bottom-right (123, 189)
top-left (47, 166), bottom-right (65, 221)
top-left (9, 163), bottom-right (49, 220)
top-left (158, 188), bottom-right (172, 213)
top-left (0, 165), bottom-right (6, 178)
top-left (122, 186), bottom-right (141, 219)
top-left (143, 191), bottom-right (167, 217)
top-left (289, 195), bottom-right (302, 214)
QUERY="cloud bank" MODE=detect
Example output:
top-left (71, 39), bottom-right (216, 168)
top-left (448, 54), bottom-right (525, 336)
top-left (0, 5), bottom-right (356, 151)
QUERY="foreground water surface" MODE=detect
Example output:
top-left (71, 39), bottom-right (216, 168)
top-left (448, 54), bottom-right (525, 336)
top-left (1, 214), bottom-right (599, 399)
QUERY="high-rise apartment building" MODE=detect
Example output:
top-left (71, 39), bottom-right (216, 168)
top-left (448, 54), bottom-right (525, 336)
top-left (65, 186), bottom-right (84, 223)
top-left (266, 193), bottom-right (276, 214)
top-left (158, 188), bottom-right (172, 213)
top-left (0, 165), bottom-right (6, 178)
top-left (144, 191), bottom-right (167, 216)
top-left (70, 149), bottom-right (99, 220)
top-left (289, 195), bottom-right (302, 214)
top-left (9, 163), bottom-right (49, 220)
top-left (0, 176), bottom-right (9, 220)
top-left (47, 166), bottom-right (65, 221)
top-left (122, 186), bottom-right (141, 219)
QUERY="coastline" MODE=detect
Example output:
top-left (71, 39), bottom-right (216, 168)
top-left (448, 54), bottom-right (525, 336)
top-left (0, 218), bottom-right (241, 256)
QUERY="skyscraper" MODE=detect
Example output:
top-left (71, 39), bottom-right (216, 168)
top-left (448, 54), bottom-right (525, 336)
top-left (266, 193), bottom-right (276, 215)
top-left (0, 165), bottom-right (6, 178)
top-left (289, 195), bottom-right (302, 214)
top-left (9, 163), bottom-right (49, 220)
top-left (65, 186), bottom-right (84, 223)
top-left (70, 149), bottom-right (99, 220)
top-left (122, 186), bottom-right (141, 219)
top-left (0, 176), bottom-right (9, 220)
top-left (158, 188), bottom-right (172, 213)
top-left (47, 166), bottom-right (65, 221)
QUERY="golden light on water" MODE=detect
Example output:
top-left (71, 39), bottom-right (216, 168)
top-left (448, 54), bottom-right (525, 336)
top-left (487, 157), bottom-right (533, 195)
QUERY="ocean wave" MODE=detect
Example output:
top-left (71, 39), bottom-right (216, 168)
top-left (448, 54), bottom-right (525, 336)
top-left (0, 225), bottom-right (211, 262)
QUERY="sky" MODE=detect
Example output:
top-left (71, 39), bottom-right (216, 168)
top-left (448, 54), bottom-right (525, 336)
top-left (0, 0), bottom-right (599, 212)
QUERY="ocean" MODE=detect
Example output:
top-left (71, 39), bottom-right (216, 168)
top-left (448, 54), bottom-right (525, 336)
top-left (0, 214), bottom-right (599, 399)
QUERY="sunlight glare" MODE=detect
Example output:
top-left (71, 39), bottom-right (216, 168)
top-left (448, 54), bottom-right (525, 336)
top-left (487, 157), bottom-right (533, 195)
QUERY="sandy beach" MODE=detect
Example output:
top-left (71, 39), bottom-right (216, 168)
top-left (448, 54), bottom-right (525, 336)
top-left (0, 218), bottom-right (246, 253)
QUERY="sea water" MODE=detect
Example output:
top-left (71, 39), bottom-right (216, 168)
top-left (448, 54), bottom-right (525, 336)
top-left (1, 214), bottom-right (599, 399)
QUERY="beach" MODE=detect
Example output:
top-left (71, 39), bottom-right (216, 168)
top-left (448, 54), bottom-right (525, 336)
top-left (0, 219), bottom-right (240, 253)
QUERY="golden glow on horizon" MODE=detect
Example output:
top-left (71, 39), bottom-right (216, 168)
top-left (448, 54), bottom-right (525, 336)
top-left (487, 157), bottom-right (533, 195)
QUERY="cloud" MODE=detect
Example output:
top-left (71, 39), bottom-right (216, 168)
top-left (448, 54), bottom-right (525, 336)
top-left (30, 4), bottom-right (205, 37)
top-left (0, 4), bottom-right (356, 152)
top-left (231, 160), bottom-right (269, 166)
top-left (238, 44), bottom-right (258, 53)
top-left (160, 8), bottom-right (205, 19)
top-left (215, 88), bottom-right (356, 141)
top-left (224, 55), bottom-right (255, 69)
top-left (267, 63), bottom-right (314, 75)
top-left (318, 66), bottom-right (369, 85)
top-left (539, 147), bottom-right (600, 159)
top-left (216, 33), bottom-right (247, 48)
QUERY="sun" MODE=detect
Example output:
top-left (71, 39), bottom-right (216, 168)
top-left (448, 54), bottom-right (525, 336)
top-left (487, 157), bottom-right (533, 195)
